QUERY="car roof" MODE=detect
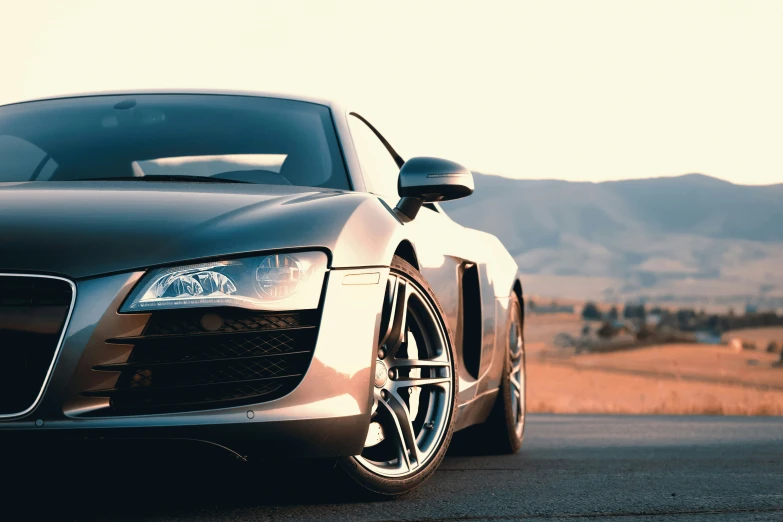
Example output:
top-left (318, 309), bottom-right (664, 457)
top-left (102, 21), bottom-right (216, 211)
top-left (0, 89), bottom-right (339, 109)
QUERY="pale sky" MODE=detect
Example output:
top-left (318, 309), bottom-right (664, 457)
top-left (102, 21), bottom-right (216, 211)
top-left (1, 0), bottom-right (782, 185)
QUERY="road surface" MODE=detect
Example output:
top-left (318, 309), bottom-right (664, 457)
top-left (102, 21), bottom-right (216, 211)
top-left (21, 415), bottom-right (783, 521)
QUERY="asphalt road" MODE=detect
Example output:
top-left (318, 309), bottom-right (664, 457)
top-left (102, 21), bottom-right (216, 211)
top-left (15, 415), bottom-right (783, 521)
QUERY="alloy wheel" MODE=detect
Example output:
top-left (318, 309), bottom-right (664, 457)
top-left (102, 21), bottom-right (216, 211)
top-left (355, 271), bottom-right (454, 478)
top-left (509, 305), bottom-right (525, 438)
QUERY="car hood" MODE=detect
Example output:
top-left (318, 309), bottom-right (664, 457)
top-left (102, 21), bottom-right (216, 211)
top-left (0, 182), bottom-right (394, 279)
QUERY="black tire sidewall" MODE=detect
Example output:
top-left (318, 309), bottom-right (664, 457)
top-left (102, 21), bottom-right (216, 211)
top-left (500, 293), bottom-right (526, 453)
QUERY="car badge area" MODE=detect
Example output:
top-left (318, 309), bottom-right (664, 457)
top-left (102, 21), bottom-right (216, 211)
top-left (374, 360), bottom-right (388, 388)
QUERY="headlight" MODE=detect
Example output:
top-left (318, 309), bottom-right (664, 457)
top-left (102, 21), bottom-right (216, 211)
top-left (121, 251), bottom-right (328, 312)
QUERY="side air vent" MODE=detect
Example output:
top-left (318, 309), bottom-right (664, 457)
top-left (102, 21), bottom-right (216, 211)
top-left (460, 263), bottom-right (482, 379)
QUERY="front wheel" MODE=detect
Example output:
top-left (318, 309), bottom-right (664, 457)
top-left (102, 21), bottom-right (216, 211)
top-left (338, 256), bottom-right (458, 497)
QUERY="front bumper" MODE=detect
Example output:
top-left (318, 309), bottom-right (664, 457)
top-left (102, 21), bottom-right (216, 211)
top-left (0, 266), bottom-right (390, 459)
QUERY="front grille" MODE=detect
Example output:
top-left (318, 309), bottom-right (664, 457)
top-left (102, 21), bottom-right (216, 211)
top-left (86, 308), bottom-right (318, 414)
top-left (0, 275), bottom-right (74, 416)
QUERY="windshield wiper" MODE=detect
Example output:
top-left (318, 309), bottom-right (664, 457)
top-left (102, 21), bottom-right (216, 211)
top-left (73, 175), bottom-right (251, 184)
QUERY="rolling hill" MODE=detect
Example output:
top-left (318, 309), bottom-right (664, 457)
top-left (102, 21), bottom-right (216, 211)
top-left (441, 173), bottom-right (783, 306)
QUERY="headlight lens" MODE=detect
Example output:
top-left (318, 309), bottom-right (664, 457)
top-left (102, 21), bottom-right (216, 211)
top-left (121, 251), bottom-right (328, 312)
top-left (255, 254), bottom-right (303, 299)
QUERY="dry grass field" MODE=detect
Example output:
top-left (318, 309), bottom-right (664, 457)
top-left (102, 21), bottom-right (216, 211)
top-left (724, 326), bottom-right (783, 349)
top-left (525, 315), bottom-right (783, 416)
top-left (552, 343), bottom-right (783, 389)
top-left (527, 358), bottom-right (783, 416)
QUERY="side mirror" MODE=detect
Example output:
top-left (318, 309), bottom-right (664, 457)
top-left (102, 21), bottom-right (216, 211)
top-left (394, 157), bottom-right (474, 222)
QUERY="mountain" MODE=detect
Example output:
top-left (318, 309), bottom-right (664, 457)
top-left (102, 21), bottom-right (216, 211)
top-left (441, 173), bottom-right (783, 305)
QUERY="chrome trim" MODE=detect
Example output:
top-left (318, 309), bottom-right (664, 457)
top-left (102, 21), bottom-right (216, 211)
top-left (342, 272), bottom-right (381, 285)
top-left (0, 273), bottom-right (77, 419)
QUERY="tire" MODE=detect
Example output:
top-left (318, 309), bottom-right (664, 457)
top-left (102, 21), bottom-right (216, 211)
top-left (337, 255), bottom-right (458, 497)
top-left (454, 292), bottom-right (526, 454)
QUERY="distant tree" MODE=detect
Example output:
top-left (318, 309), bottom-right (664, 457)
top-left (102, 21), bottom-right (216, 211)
top-left (707, 314), bottom-right (721, 332)
top-left (623, 302), bottom-right (646, 320)
top-left (597, 322), bottom-right (615, 339)
top-left (676, 308), bottom-right (696, 330)
top-left (581, 301), bottom-right (602, 321)
top-left (635, 324), bottom-right (654, 341)
top-left (608, 306), bottom-right (619, 320)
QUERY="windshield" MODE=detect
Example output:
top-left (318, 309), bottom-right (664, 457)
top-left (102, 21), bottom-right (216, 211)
top-left (0, 94), bottom-right (350, 189)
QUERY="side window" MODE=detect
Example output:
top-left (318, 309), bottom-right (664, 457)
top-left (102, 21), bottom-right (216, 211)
top-left (0, 135), bottom-right (58, 181)
top-left (347, 115), bottom-right (400, 199)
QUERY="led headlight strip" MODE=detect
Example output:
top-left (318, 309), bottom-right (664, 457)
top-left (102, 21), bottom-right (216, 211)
top-left (121, 251), bottom-right (328, 312)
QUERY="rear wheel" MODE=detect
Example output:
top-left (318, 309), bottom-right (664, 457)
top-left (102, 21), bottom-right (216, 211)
top-left (338, 256), bottom-right (457, 497)
top-left (454, 293), bottom-right (526, 454)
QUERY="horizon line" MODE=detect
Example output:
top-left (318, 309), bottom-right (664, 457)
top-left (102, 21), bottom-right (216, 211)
top-left (473, 171), bottom-right (783, 188)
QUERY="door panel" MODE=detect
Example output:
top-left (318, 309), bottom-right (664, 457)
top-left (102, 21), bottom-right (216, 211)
top-left (477, 296), bottom-right (511, 396)
top-left (404, 205), bottom-right (487, 404)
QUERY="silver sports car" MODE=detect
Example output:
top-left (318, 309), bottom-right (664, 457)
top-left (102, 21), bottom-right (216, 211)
top-left (0, 91), bottom-right (526, 496)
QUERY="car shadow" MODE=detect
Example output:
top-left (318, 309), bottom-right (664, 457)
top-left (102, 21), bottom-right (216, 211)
top-left (7, 442), bottom-right (385, 520)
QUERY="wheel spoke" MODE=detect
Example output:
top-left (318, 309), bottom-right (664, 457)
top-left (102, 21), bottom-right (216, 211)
top-left (375, 399), bottom-right (412, 471)
top-left (383, 391), bottom-right (422, 468)
top-left (511, 374), bottom-right (523, 416)
top-left (509, 325), bottom-right (519, 355)
top-left (388, 359), bottom-right (450, 370)
top-left (391, 375), bottom-right (451, 389)
top-left (381, 277), bottom-right (409, 359)
top-left (378, 276), bottom-right (398, 349)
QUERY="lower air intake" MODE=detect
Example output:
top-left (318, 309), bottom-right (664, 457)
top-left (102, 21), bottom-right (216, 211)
top-left (86, 308), bottom-right (318, 414)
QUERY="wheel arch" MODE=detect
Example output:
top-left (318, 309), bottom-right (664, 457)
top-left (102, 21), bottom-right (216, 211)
top-left (393, 240), bottom-right (419, 270)
top-left (512, 278), bottom-right (524, 321)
